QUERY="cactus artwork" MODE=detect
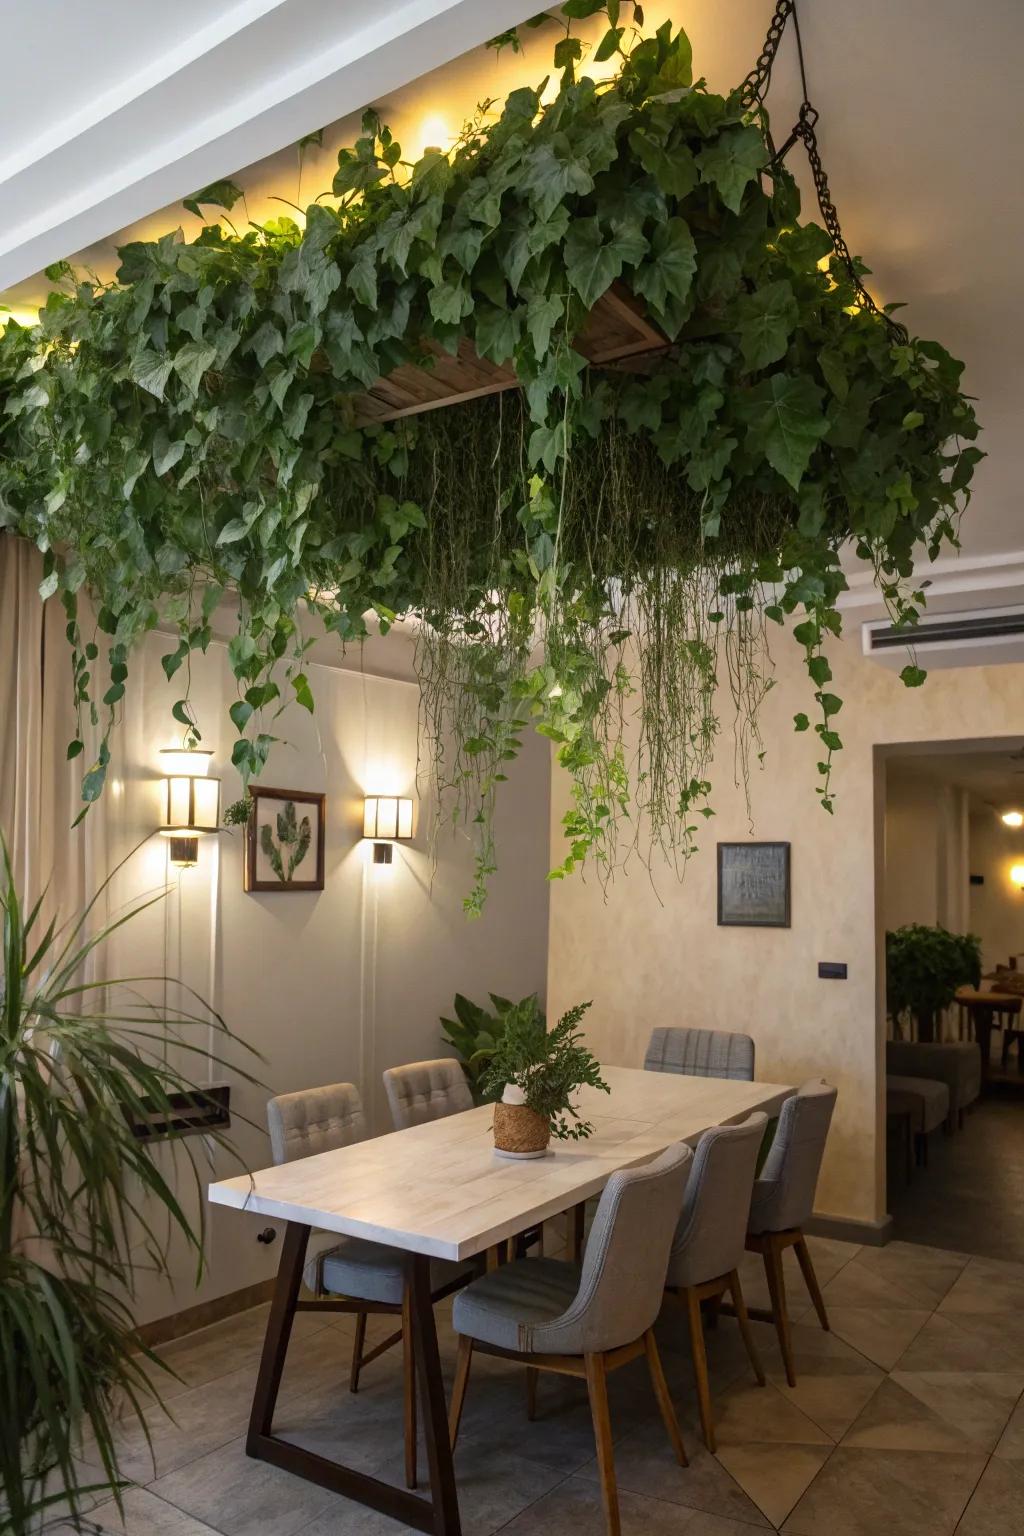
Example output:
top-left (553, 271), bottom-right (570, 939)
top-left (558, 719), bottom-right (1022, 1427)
top-left (259, 799), bottom-right (312, 883)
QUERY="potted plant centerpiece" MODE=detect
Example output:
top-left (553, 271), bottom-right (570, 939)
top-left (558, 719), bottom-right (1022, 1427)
top-left (478, 998), bottom-right (608, 1157)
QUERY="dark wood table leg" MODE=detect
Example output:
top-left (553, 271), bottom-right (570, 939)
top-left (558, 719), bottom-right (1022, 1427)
top-left (408, 1253), bottom-right (462, 1536)
top-left (245, 1221), bottom-right (462, 1536)
top-left (974, 1013), bottom-right (993, 1081)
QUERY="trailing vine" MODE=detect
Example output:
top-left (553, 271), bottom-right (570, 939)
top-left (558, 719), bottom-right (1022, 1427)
top-left (0, 4), bottom-right (980, 911)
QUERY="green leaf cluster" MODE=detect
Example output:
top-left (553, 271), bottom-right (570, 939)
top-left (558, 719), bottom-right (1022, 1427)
top-left (885, 924), bottom-right (982, 1033)
top-left (0, 5), bottom-right (981, 910)
top-left (478, 998), bottom-right (608, 1139)
top-left (440, 990), bottom-right (530, 1101)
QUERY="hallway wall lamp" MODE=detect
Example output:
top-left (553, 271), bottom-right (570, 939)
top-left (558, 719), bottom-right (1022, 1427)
top-left (362, 795), bottom-right (414, 865)
top-left (159, 748), bottom-right (221, 867)
top-left (1002, 810), bottom-right (1024, 828)
top-left (1010, 863), bottom-right (1024, 892)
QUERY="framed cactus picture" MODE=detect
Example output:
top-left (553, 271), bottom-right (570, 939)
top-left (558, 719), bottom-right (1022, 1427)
top-left (244, 787), bottom-right (325, 893)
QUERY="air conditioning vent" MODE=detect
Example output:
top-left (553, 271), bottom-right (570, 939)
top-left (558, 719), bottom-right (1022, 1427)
top-left (862, 604), bottom-right (1024, 671)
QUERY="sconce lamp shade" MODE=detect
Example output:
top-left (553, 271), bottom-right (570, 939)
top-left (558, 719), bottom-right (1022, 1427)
top-left (159, 750), bottom-right (220, 867)
top-left (1003, 810), bottom-right (1024, 829)
top-left (363, 796), bottom-right (414, 841)
top-left (1011, 863), bottom-right (1024, 891)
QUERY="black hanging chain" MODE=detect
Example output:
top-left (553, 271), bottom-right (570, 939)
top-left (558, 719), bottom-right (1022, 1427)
top-left (741, 0), bottom-right (908, 344)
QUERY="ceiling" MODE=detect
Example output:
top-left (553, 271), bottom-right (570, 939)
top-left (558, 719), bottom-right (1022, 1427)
top-left (888, 745), bottom-right (1024, 816)
top-left (2, 0), bottom-right (1022, 583)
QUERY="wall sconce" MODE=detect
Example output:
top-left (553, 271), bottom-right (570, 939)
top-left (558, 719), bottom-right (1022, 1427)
top-left (159, 748), bottom-right (221, 867)
top-left (1011, 863), bottom-right (1024, 893)
top-left (1003, 810), bottom-right (1024, 828)
top-left (362, 795), bottom-right (413, 865)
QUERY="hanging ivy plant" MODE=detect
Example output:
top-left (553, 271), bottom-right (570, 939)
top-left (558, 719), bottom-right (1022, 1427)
top-left (0, 2), bottom-right (980, 913)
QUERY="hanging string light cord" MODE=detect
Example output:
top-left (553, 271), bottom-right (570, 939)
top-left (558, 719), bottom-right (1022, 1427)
top-left (742, 0), bottom-right (909, 344)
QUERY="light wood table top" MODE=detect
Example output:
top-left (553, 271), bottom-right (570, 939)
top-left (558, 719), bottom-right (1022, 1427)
top-left (955, 987), bottom-right (1023, 1009)
top-left (209, 1065), bottom-right (792, 1262)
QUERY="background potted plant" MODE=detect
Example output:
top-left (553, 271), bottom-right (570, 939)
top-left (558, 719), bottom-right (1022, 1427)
top-left (0, 834), bottom-right (258, 1535)
top-left (478, 998), bottom-right (608, 1157)
top-left (440, 991), bottom-right (535, 1103)
top-left (886, 924), bottom-right (982, 1042)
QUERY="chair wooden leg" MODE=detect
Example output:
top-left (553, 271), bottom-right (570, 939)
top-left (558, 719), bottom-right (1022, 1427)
top-left (401, 1284), bottom-right (416, 1490)
top-left (727, 1271), bottom-right (765, 1387)
top-left (571, 1202), bottom-right (586, 1264)
top-left (762, 1237), bottom-right (796, 1388)
top-left (794, 1235), bottom-right (830, 1332)
top-left (349, 1310), bottom-right (367, 1394)
top-left (643, 1329), bottom-right (687, 1467)
top-left (526, 1366), bottom-right (539, 1421)
top-left (448, 1335), bottom-right (474, 1449)
top-left (585, 1353), bottom-right (620, 1536)
top-left (684, 1287), bottom-right (716, 1453)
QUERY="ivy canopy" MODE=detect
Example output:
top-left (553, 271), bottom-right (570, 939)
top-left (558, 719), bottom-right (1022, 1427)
top-left (0, 9), bottom-right (980, 912)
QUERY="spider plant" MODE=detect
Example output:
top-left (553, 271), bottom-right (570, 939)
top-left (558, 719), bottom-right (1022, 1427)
top-left (0, 832), bottom-right (260, 1534)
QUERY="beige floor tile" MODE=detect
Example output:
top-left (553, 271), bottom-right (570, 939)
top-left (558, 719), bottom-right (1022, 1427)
top-left (80, 1364), bottom-right (257, 1485)
top-left (49, 1486), bottom-right (224, 1536)
top-left (890, 1370), bottom-right (1024, 1453)
top-left (994, 1392), bottom-right (1024, 1463)
top-left (713, 1380), bottom-right (833, 1448)
top-left (139, 1301), bottom-right (336, 1399)
top-left (781, 1446), bottom-right (986, 1536)
top-left (577, 1416), bottom-right (770, 1528)
top-left (849, 1242), bottom-right (968, 1307)
top-left (824, 1305), bottom-right (932, 1370)
top-left (376, 1439), bottom-right (567, 1536)
top-left (939, 1255), bottom-right (1024, 1316)
top-left (150, 1434), bottom-right (338, 1536)
top-left (841, 1378), bottom-right (974, 1452)
top-left (954, 1455), bottom-right (1024, 1535)
top-left (895, 1312), bottom-right (1018, 1373)
top-left (764, 1324), bottom-right (884, 1440)
top-left (499, 1474), bottom-right (759, 1536)
top-left (714, 1444), bottom-right (832, 1529)
top-left (821, 1259), bottom-right (934, 1312)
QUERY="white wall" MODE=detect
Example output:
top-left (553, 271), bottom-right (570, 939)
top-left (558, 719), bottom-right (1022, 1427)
top-left (883, 775), bottom-right (970, 935)
top-left (86, 630), bottom-right (549, 1324)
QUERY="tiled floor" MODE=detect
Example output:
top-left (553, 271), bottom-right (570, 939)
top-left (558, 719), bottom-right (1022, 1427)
top-left (64, 1236), bottom-right (1024, 1536)
top-left (889, 1095), bottom-right (1024, 1265)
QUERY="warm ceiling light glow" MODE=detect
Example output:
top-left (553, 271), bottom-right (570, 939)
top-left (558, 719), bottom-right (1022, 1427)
top-left (1003, 810), bottom-right (1024, 828)
top-left (1011, 864), bottom-right (1024, 891)
top-left (0, 307), bottom-right (39, 330)
top-left (418, 115), bottom-right (450, 149)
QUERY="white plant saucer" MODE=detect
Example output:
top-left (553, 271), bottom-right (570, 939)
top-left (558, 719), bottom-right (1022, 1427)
top-left (492, 1146), bottom-right (551, 1160)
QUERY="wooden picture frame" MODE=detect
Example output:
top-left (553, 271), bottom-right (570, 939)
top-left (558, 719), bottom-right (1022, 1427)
top-left (244, 787), bottom-right (326, 893)
top-left (717, 841), bottom-right (791, 929)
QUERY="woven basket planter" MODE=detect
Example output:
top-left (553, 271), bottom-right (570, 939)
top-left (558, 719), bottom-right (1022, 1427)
top-left (493, 1101), bottom-right (551, 1156)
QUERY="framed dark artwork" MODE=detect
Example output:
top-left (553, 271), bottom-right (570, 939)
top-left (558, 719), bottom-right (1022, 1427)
top-left (244, 788), bottom-right (326, 893)
top-left (717, 842), bottom-right (791, 929)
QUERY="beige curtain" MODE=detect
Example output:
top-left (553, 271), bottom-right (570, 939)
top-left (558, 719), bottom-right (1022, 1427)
top-left (0, 531), bottom-right (107, 924)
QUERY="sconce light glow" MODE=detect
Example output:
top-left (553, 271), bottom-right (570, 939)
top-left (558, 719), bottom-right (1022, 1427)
top-left (1002, 810), bottom-right (1024, 828)
top-left (1011, 863), bottom-right (1024, 892)
top-left (418, 114), bottom-right (449, 149)
top-left (362, 795), bottom-right (414, 865)
top-left (159, 748), bottom-right (220, 866)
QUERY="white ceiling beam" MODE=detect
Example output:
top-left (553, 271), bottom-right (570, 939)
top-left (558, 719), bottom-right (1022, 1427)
top-left (0, 0), bottom-right (539, 290)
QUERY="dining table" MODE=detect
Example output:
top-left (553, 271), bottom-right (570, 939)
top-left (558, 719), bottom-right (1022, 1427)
top-left (208, 1064), bottom-right (793, 1536)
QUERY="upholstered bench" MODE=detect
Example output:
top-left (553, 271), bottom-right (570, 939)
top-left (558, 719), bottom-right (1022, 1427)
top-left (886, 1074), bottom-right (950, 1166)
top-left (885, 1040), bottom-right (981, 1131)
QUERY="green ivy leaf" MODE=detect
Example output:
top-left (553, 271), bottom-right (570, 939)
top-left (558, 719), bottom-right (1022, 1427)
top-left (172, 341), bottom-right (218, 397)
top-left (564, 218), bottom-right (626, 307)
top-left (735, 280), bottom-right (798, 372)
top-left (695, 124), bottom-right (765, 213)
top-left (130, 350), bottom-right (174, 400)
top-left (900, 664), bottom-right (927, 687)
top-left (627, 132), bottom-right (697, 200)
top-left (631, 217), bottom-right (696, 319)
top-left (738, 373), bottom-right (829, 489)
top-left (183, 180), bottom-right (243, 220)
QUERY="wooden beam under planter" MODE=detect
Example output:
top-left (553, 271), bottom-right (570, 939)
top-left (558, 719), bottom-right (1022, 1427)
top-left (351, 282), bottom-right (667, 427)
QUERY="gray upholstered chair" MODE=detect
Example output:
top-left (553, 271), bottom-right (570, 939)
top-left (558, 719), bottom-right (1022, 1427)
top-left (644, 1026), bottom-right (755, 1082)
top-left (746, 1079), bottom-right (837, 1386)
top-left (664, 1113), bottom-right (767, 1451)
top-left (383, 1057), bottom-right (474, 1130)
top-left (266, 1083), bottom-right (473, 1490)
top-left (448, 1142), bottom-right (692, 1536)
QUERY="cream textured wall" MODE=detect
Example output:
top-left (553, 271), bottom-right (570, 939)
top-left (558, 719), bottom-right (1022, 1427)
top-left (547, 632), bottom-right (1024, 1227)
top-left (58, 628), bottom-right (550, 1324)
